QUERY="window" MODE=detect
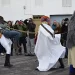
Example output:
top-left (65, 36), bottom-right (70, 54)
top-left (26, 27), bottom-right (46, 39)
top-left (62, 0), bottom-right (72, 7)
top-left (33, 15), bottom-right (43, 19)
top-left (35, 0), bottom-right (43, 6)
top-left (1, 0), bottom-right (10, 6)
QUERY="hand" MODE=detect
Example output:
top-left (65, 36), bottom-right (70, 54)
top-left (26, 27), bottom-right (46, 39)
top-left (0, 33), bottom-right (2, 38)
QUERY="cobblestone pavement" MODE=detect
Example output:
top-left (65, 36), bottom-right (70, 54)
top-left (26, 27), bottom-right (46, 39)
top-left (0, 55), bottom-right (69, 75)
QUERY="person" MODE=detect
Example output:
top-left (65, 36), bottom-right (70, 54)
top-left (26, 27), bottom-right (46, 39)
top-left (66, 11), bottom-right (75, 75)
top-left (26, 18), bottom-right (36, 56)
top-left (7, 21), bottom-right (13, 28)
top-left (14, 20), bottom-right (27, 55)
top-left (18, 21), bottom-right (27, 55)
top-left (13, 20), bottom-right (22, 55)
top-left (52, 21), bottom-right (64, 68)
top-left (34, 16), bottom-right (65, 71)
top-left (61, 18), bottom-right (69, 58)
top-left (7, 21), bottom-right (13, 56)
top-left (0, 16), bottom-right (21, 68)
top-left (52, 21), bottom-right (57, 30)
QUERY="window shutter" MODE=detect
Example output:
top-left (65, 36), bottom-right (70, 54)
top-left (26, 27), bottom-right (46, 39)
top-left (1, 0), bottom-right (10, 6)
top-left (62, 0), bottom-right (72, 7)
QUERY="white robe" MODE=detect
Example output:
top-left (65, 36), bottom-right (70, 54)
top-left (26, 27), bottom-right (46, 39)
top-left (0, 35), bottom-right (12, 54)
top-left (34, 24), bottom-right (65, 71)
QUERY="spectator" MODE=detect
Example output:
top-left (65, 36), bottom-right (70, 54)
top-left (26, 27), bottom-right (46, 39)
top-left (25, 18), bottom-right (36, 56)
top-left (13, 20), bottom-right (21, 55)
top-left (7, 21), bottom-right (13, 56)
top-left (66, 11), bottom-right (75, 75)
top-left (61, 18), bottom-right (69, 58)
top-left (14, 20), bottom-right (27, 55)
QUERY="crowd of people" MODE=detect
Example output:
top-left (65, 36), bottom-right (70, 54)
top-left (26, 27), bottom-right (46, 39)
top-left (0, 11), bottom-right (75, 75)
top-left (0, 17), bottom-right (36, 56)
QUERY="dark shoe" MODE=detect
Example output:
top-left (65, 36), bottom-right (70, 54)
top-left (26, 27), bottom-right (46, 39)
top-left (29, 53), bottom-right (35, 56)
top-left (18, 53), bottom-right (22, 55)
top-left (69, 73), bottom-right (75, 75)
top-left (25, 53), bottom-right (35, 56)
top-left (59, 66), bottom-right (64, 68)
top-left (65, 55), bottom-right (68, 58)
top-left (24, 53), bottom-right (29, 56)
top-left (58, 58), bottom-right (64, 68)
top-left (4, 54), bottom-right (13, 68)
top-left (16, 53), bottom-right (19, 55)
top-left (35, 68), bottom-right (39, 71)
top-left (4, 64), bottom-right (13, 68)
top-left (50, 68), bottom-right (57, 71)
top-left (10, 54), bottom-right (13, 56)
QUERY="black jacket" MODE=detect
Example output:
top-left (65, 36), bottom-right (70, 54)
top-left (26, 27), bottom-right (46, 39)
top-left (27, 23), bottom-right (36, 39)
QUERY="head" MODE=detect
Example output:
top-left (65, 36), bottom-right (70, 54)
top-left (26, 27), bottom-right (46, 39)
top-left (41, 16), bottom-right (50, 25)
top-left (52, 21), bottom-right (60, 29)
top-left (63, 18), bottom-right (69, 26)
top-left (29, 18), bottom-right (33, 23)
top-left (15, 20), bottom-right (19, 25)
top-left (52, 21), bottom-right (57, 30)
top-left (7, 21), bottom-right (12, 26)
top-left (64, 18), bottom-right (69, 21)
top-left (54, 22), bottom-right (61, 34)
top-left (18, 20), bottom-right (23, 25)
top-left (53, 20), bottom-right (57, 25)
top-left (0, 16), bottom-right (4, 21)
top-left (24, 19), bottom-right (29, 25)
top-left (0, 16), bottom-right (6, 24)
top-left (20, 20), bottom-right (24, 23)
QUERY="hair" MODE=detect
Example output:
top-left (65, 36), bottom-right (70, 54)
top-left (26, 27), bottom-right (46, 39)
top-left (8, 21), bottom-right (12, 24)
top-left (24, 19), bottom-right (29, 25)
top-left (54, 22), bottom-right (61, 34)
top-left (64, 18), bottom-right (69, 21)
top-left (0, 16), bottom-right (6, 24)
top-left (15, 20), bottom-right (19, 25)
top-left (41, 16), bottom-right (50, 22)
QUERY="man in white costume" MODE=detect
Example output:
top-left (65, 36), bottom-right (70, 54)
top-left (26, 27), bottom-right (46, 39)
top-left (34, 16), bottom-right (65, 71)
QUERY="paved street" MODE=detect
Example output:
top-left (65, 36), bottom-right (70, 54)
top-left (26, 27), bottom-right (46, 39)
top-left (0, 55), bottom-right (69, 75)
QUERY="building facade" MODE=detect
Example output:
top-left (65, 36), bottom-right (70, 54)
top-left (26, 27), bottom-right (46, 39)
top-left (0, 0), bottom-right (74, 22)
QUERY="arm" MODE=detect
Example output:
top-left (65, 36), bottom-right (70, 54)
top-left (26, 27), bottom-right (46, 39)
top-left (31, 23), bottom-right (36, 29)
top-left (0, 23), bottom-right (9, 29)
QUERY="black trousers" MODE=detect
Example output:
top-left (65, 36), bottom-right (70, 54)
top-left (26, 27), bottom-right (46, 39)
top-left (58, 58), bottom-right (64, 67)
top-left (11, 44), bottom-right (13, 56)
top-left (0, 43), bottom-right (6, 53)
top-left (19, 37), bottom-right (27, 53)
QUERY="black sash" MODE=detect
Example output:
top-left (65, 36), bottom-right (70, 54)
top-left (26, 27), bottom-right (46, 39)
top-left (41, 24), bottom-right (55, 38)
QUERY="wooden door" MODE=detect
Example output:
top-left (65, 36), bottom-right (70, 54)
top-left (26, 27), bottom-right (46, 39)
top-left (33, 19), bottom-right (41, 34)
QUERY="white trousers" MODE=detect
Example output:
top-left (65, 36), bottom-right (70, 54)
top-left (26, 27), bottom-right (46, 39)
top-left (0, 35), bottom-right (12, 54)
